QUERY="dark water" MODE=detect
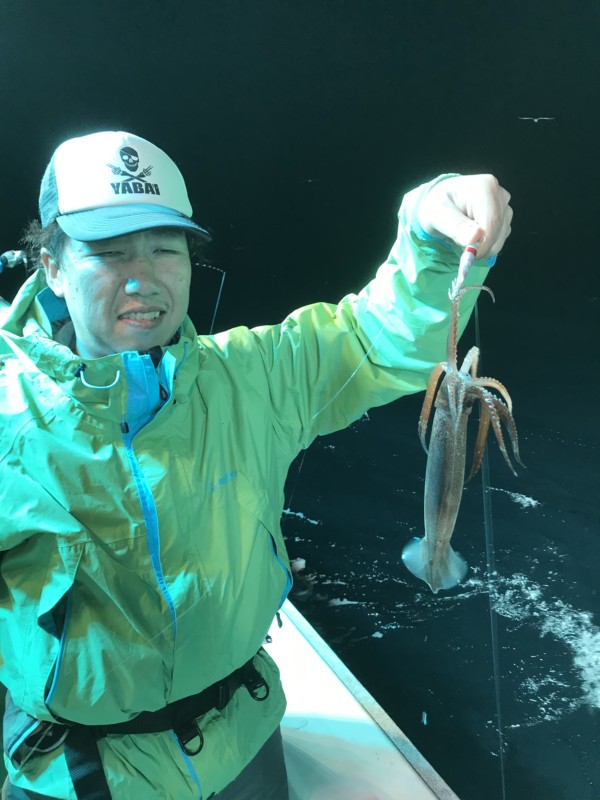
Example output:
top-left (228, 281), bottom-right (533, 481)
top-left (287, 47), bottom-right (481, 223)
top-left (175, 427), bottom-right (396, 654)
top-left (282, 381), bottom-right (600, 800)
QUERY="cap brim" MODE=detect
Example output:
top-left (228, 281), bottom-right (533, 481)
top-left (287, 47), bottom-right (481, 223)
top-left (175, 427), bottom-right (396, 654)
top-left (56, 203), bottom-right (211, 242)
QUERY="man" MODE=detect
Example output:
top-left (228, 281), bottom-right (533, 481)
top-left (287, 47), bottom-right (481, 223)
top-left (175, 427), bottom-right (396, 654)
top-left (0, 131), bottom-right (511, 799)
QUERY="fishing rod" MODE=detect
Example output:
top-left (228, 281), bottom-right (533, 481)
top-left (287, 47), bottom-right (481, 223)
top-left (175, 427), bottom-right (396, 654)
top-left (0, 249), bottom-right (29, 273)
top-left (200, 261), bottom-right (226, 335)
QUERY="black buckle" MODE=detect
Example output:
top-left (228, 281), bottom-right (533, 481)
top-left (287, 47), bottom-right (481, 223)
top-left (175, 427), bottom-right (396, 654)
top-left (241, 663), bottom-right (269, 702)
top-left (175, 721), bottom-right (204, 756)
top-left (12, 721), bottom-right (69, 768)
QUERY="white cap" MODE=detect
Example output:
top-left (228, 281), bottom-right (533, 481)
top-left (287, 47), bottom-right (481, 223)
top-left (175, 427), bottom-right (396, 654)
top-left (39, 131), bottom-right (209, 241)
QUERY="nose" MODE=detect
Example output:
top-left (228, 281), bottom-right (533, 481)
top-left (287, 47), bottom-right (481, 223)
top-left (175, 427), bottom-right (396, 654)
top-left (124, 255), bottom-right (161, 297)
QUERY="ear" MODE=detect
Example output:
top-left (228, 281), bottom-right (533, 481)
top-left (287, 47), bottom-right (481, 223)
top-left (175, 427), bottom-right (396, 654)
top-left (41, 248), bottom-right (65, 298)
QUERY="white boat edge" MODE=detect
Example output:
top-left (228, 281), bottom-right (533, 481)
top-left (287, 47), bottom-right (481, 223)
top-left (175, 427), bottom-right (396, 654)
top-left (269, 600), bottom-right (460, 800)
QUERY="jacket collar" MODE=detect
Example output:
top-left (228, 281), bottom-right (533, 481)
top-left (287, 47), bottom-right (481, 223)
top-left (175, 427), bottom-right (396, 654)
top-left (0, 271), bottom-right (204, 422)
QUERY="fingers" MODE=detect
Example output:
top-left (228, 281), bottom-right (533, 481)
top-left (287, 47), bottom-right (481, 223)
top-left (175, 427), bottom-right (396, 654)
top-left (418, 174), bottom-right (513, 261)
top-left (464, 177), bottom-right (512, 259)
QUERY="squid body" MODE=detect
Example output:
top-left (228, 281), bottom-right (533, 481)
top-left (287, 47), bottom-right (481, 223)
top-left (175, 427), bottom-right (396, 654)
top-left (402, 285), bottom-right (523, 593)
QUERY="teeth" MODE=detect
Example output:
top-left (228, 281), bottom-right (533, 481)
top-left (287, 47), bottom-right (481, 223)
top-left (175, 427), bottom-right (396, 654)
top-left (121, 311), bottom-right (162, 320)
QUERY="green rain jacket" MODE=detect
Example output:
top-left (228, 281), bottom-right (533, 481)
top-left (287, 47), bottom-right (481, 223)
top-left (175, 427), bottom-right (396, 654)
top-left (0, 176), bottom-right (489, 798)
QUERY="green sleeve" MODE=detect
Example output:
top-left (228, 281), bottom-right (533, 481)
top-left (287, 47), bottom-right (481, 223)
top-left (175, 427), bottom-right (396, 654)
top-left (252, 174), bottom-right (492, 449)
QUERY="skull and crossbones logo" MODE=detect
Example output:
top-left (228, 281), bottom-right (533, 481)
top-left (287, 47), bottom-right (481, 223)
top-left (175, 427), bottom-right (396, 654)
top-left (107, 147), bottom-right (153, 181)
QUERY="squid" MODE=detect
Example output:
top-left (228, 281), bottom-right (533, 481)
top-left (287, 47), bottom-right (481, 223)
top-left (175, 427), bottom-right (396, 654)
top-left (402, 285), bottom-right (523, 594)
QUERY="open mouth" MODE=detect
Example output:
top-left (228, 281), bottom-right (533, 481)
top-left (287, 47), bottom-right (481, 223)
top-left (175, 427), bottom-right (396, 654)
top-left (118, 310), bottom-right (164, 322)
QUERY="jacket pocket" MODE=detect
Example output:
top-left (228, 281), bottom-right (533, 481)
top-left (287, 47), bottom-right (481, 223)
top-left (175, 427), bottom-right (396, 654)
top-left (19, 545), bottom-right (83, 716)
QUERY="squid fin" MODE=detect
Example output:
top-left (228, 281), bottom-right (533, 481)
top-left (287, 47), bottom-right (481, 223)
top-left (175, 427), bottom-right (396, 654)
top-left (402, 536), bottom-right (468, 594)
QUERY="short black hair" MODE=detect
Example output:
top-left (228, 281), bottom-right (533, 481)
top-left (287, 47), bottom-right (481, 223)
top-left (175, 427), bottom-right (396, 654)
top-left (20, 219), bottom-right (67, 272)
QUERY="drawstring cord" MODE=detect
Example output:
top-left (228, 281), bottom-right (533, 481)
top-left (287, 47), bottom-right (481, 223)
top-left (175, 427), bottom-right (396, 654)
top-left (74, 364), bottom-right (122, 390)
top-left (74, 364), bottom-right (127, 432)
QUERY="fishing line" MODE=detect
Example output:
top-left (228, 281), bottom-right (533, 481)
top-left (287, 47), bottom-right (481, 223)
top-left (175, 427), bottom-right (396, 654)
top-left (474, 302), bottom-right (508, 800)
top-left (282, 319), bottom-right (387, 545)
top-left (283, 449), bottom-right (308, 514)
top-left (284, 320), bottom-right (386, 526)
top-left (311, 321), bottom-right (385, 421)
top-left (200, 262), bottom-right (226, 335)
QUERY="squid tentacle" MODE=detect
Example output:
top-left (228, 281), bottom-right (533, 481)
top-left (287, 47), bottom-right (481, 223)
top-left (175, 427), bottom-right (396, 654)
top-left (475, 375), bottom-right (514, 413)
top-left (467, 403), bottom-right (491, 481)
top-left (447, 284), bottom-right (495, 361)
top-left (489, 395), bottom-right (524, 468)
top-left (418, 361), bottom-right (446, 452)
top-left (459, 345), bottom-right (480, 377)
top-left (475, 387), bottom-right (519, 476)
